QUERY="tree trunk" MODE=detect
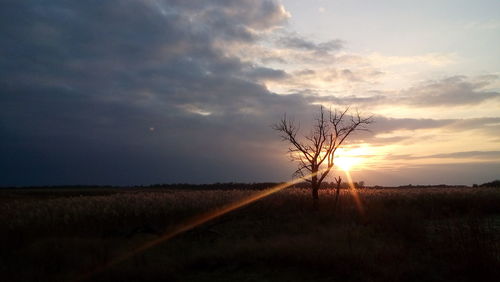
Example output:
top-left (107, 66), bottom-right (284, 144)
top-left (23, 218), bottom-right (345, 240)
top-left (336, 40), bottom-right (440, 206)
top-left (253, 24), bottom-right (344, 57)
top-left (333, 178), bottom-right (341, 212)
top-left (311, 181), bottom-right (319, 210)
top-left (312, 185), bottom-right (319, 200)
top-left (311, 177), bottom-right (319, 211)
top-left (311, 166), bottom-right (320, 210)
top-left (311, 168), bottom-right (319, 200)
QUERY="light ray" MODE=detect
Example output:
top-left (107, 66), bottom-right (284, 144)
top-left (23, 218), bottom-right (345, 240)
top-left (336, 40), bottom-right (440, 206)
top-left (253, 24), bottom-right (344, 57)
top-left (343, 169), bottom-right (365, 215)
top-left (75, 169), bottom-right (326, 281)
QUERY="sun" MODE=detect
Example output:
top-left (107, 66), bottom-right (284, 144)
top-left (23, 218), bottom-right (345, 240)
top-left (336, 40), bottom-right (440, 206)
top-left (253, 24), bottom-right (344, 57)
top-left (334, 146), bottom-right (370, 171)
top-left (335, 155), bottom-right (359, 171)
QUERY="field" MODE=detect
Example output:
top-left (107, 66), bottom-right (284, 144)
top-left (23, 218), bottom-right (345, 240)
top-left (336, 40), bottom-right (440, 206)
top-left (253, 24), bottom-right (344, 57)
top-left (1, 186), bottom-right (500, 282)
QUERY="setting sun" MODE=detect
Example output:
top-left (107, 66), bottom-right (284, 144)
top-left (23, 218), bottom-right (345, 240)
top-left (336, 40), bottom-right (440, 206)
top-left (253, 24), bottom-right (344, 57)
top-left (335, 155), bottom-right (359, 171)
top-left (334, 146), bottom-right (371, 171)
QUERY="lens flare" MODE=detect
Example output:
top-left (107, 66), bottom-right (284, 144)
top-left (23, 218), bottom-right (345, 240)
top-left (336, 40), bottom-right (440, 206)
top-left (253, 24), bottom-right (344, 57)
top-left (342, 169), bottom-right (365, 216)
top-left (75, 170), bottom-right (327, 281)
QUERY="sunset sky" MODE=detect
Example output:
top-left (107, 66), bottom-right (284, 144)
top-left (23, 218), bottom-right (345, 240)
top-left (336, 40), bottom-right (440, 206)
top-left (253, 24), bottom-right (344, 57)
top-left (1, 0), bottom-right (499, 186)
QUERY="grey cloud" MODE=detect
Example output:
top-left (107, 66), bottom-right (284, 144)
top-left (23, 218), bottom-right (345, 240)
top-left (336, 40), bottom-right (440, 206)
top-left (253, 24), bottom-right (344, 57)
top-left (278, 34), bottom-right (343, 53)
top-left (308, 75), bottom-right (500, 108)
top-left (357, 162), bottom-right (500, 186)
top-left (341, 69), bottom-right (361, 81)
top-left (244, 66), bottom-right (289, 81)
top-left (423, 151), bottom-right (500, 159)
top-left (260, 56), bottom-right (287, 64)
top-left (283, 67), bottom-right (384, 92)
top-left (371, 116), bottom-right (453, 133)
top-left (401, 75), bottom-right (500, 106)
top-left (385, 151), bottom-right (500, 163)
top-left (369, 116), bottom-right (500, 140)
top-left (1, 1), bottom-right (498, 186)
top-left (153, 0), bottom-right (289, 39)
top-left (0, 0), bottom-right (301, 186)
top-left (294, 69), bottom-right (316, 76)
top-left (317, 94), bottom-right (386, 105)
top-left (446, 117), bottom-right (500, 131)
top-left (352, 116), bottom-right (454, 145)
top-left (340, 115), bottom-right (499, 147)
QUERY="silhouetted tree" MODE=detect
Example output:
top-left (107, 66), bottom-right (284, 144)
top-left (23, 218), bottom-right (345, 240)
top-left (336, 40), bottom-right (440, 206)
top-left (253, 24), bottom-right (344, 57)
top-left (274, 106), bottom-right (371, 202)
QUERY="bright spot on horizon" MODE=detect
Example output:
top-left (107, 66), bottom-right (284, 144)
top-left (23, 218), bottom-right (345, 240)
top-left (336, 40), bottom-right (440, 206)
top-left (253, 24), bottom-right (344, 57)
top-left (335, 155), bottom-right (359, 171)
top-left (335, 145), bottom-right (371, 171)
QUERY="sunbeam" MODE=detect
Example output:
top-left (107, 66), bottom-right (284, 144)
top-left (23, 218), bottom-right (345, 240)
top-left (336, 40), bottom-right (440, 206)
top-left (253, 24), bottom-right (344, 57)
top-left (343, 169), bottom-right (365, 216)
top-left (75, 169), bottom-right (327, 281)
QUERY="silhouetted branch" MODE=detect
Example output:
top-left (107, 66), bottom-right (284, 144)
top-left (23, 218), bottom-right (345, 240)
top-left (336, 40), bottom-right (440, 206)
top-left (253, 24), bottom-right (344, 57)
top-left (274, 106), bottom-right (372, 200)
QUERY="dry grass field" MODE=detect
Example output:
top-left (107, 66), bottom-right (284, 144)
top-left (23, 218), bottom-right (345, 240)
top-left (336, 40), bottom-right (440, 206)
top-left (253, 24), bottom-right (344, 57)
top-left (1, 186), bottom-right (500, 282)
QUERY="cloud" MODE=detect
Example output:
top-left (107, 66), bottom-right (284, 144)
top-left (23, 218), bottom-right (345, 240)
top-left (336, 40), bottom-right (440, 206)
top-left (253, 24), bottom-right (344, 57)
top-left (277, 33), bottom-right (344, 53)
top-left (371, 116), bottom-right (453, 133)
top-left (352, 115), bottom-right (500, 147)
top-left (446, 117), bottom-right (500, 130)
top-left (305, 75), bottom-right (500, 108)
top-left (357, 162), bottom-right (500, 186)
top-left (387, 151), bottom-right (500, 161)
top-left (422, 151), bottom-right (500, 159)
top-left (0, 0), bottom-right (302, 185)
top-left (264, 66), bottom-right (385, 96)
top-left (244, 66), bottom-right (289, 81)
top-left (0, 0), bottom-right (499, 186)
top-left (400, 75), bottom-right (500, 106)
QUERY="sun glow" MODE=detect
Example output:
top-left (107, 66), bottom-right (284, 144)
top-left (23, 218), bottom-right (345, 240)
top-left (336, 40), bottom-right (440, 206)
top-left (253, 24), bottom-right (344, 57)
top-left (334, 145), bottom-right (371, 171)
top-left (335, 146), bottom-right (370, 216)
top-left (335, 155), bottom-right (359, 171)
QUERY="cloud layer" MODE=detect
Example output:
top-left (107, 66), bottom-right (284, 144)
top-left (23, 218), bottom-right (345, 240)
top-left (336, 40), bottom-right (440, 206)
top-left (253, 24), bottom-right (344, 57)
top-left (1, 0), bottom-right (499, 186)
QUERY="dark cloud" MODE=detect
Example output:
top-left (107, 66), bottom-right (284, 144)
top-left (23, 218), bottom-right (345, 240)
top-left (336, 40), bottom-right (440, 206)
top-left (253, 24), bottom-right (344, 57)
top-left (0, 1), bottom-right (498, 186)
top-left (0, 0), bottom-right (300, 186)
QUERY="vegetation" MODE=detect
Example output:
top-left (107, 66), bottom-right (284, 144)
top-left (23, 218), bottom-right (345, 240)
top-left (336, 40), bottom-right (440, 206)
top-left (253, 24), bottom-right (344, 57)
top-left (480, 180), bottom-right (500, 188)
top-left (1, 185), bottom-right (500, 281)
top-left (274, 106), bottom-right (371, 200)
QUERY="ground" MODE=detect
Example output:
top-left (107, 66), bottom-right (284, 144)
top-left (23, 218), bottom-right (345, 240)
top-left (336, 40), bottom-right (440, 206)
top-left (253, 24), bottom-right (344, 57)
top-left (1, 186), bottom-right (499, 281)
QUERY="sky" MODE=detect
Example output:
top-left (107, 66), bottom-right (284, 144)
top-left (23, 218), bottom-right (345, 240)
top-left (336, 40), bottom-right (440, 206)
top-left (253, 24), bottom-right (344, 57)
top-left (1, 0), bottom-right (499, 186)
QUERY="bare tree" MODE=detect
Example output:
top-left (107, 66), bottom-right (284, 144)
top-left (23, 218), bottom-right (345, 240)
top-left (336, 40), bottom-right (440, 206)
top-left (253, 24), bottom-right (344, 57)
top-left (274, 106), bottom-right (372, 201)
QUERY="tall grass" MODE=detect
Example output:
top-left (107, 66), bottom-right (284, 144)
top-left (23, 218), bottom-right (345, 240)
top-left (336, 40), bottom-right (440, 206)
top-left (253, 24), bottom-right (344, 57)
top-left (1, 187), bottom-right (499, 281)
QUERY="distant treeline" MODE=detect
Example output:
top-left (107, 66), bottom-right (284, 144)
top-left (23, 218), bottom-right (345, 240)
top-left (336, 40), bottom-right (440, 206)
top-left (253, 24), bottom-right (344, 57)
top-left (392, 184), bottom-right (470, 189)
top-left (2, 180), bottom-right (499, 190)
top-left (477, 180), bottom-right (500, 188)
top-left (145, 181), bottom-right (368, 190)
top-left (0, 182), bottom-right (339, 190)
top-left (144, 182), bottom-right (283, 190)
